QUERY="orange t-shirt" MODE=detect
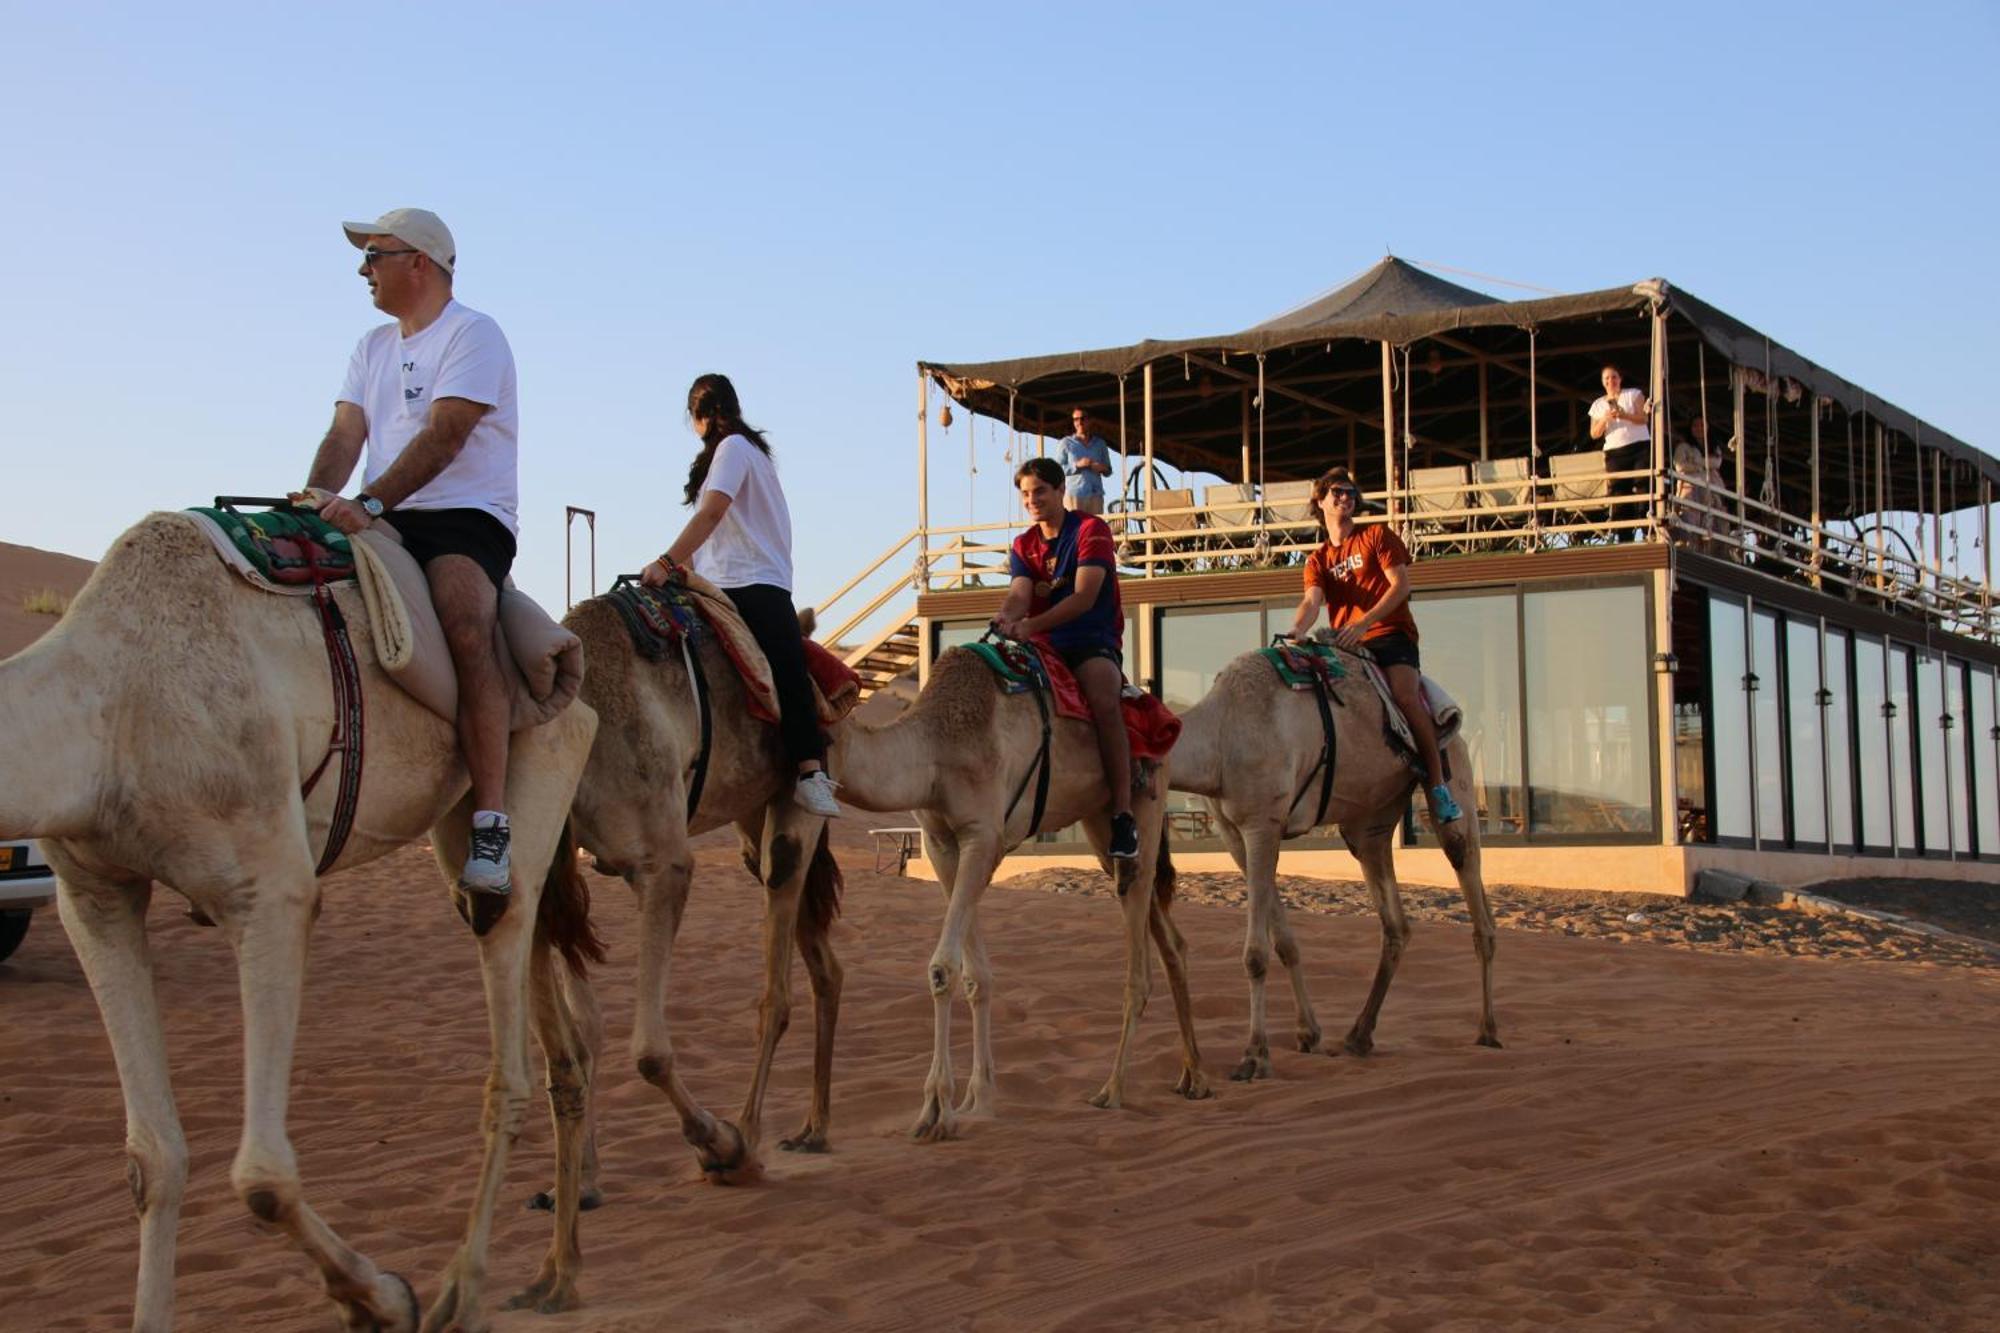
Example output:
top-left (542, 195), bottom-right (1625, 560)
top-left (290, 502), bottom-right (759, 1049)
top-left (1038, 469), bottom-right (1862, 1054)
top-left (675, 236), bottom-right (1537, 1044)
top-left (1303, 524), bottom-right (1418, 642)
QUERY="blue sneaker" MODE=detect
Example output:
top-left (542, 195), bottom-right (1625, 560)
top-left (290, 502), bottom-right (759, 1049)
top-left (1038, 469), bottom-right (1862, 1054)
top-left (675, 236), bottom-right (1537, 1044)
top-left (1428, 784), bottom-right (1464, 824)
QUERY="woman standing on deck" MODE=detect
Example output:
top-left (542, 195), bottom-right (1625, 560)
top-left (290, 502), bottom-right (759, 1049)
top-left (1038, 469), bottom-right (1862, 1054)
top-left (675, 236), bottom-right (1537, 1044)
top-left (643, 373), bottom-right (842, 817)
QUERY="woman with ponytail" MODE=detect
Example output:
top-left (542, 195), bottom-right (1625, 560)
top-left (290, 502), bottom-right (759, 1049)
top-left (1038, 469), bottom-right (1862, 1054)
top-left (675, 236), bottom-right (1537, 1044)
top-left (643, 373), bottom-right (842, 817)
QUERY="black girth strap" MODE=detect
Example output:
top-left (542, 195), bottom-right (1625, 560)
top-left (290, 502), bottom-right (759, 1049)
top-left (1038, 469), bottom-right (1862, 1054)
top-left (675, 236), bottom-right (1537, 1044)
top-left (683, 632), bottom-right (714, 822)
top-left (1285, 668), bottom-right (1339, 830)
top-left (1002, 682), bottom-right (1054, 837)
top-left (298, 566), bottom-right (364, 875)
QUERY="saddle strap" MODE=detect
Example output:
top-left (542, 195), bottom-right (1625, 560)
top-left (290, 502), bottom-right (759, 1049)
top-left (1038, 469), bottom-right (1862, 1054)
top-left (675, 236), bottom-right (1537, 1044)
top-left (300, 580), bottom-right (365, 875)
top-left (1286, 670), bottom-right (1339, 829)
top-left (1003, 679), bottom-right (1054, 837)
top-left (680, 629), bottom-right (714, 822)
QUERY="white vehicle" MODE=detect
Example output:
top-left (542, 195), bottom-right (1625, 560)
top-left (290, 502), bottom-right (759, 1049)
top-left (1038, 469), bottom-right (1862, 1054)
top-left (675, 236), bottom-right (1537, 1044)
top-left (0, 839), bottom-right (57, 964)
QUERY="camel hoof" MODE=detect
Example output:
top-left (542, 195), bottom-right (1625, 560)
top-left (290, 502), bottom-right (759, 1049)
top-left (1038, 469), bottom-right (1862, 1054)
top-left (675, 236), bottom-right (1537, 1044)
top-left (348, 1272), bottom-right (418, 1333)
top-left (525, 1186), bottom-right (604, 1212)
top-left (1341, 1033), bottom-right (1374, 1058)
top-left (1229, 1053), bottom-right (1271, 1082)
top-left (696, 1122), bottom-right (762, 1185)
top-left (778, 1129), bottom-right (830, 1154)
top-left (1174, 1070), bottom-right (1213, 1100)
top-left (1087, 1085), bottom-right (1122, 1110)
top-left (503, 1279), bottom-right (581, 1316)
top-left (1477, 1033), bottom-right (1504, 1050)
top-left (910, 1100), bottom-right (957, 1143)
top-left (1296, 1030), bottom-right (1323, 1054)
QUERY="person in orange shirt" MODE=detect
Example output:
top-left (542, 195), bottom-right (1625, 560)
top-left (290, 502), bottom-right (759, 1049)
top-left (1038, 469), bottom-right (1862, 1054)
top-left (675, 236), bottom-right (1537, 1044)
top-left (1285, 467), bottom-right (1462, 823)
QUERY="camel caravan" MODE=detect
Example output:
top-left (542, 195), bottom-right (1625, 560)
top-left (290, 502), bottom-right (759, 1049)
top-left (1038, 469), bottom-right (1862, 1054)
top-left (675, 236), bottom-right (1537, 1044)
top-left (0, 210), bottom-right (1498, 1332)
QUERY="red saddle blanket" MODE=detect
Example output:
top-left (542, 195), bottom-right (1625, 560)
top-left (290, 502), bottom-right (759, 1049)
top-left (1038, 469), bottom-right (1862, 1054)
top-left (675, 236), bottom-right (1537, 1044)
top-left (698, 604), bottom-right (860, 727)
top-left (1028, 640), bottom-right (1181, 762)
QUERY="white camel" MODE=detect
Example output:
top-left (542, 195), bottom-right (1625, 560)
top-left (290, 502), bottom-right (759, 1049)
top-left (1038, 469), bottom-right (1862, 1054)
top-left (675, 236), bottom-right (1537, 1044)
top-left (0, 511), bottom-right (598, 1333)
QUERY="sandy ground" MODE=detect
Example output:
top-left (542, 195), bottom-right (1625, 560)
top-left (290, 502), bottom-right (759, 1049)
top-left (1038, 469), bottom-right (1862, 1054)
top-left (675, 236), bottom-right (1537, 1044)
top-left (0, 539), bottom-right (94, 659)
top-left (3, 813), bottom-right (1999, 1331)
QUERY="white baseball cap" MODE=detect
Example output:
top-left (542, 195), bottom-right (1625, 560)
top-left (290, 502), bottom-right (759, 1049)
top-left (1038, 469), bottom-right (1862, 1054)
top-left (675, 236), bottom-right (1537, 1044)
top-left (342, 207), bottom-right (456, 274)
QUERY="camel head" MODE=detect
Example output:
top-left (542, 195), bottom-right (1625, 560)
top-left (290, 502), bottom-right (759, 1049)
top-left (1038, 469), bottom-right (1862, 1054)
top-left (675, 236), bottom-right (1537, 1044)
top-left (798, 606), bottom-right (817, 639)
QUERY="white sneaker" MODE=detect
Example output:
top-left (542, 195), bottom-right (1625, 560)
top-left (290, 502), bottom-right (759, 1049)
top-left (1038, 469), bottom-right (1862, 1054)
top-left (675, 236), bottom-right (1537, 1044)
top-left (793, 772), bottom-right (843, 818)
top-left (461, 811), bottom-right (513, 895)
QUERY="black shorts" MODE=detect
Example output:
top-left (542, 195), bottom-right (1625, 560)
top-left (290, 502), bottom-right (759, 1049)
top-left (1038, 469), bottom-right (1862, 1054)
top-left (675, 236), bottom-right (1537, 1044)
top-left (1057, 642), bottom-right (1124, 673)
top-left (386, 508), bottom-right (517, 590)
top-left (1365, 630), bottom-right (1421, 672)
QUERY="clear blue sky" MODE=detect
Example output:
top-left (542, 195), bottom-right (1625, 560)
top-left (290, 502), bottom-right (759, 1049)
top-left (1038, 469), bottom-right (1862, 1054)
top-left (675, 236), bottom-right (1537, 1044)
top-left (4, 1), bottom-right (1995, 611)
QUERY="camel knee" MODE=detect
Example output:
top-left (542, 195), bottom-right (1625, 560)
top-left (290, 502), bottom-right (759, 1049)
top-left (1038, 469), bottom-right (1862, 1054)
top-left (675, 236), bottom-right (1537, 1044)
top-left (927, 957), bottom-right (959, 999)
top-left (758, 996), bottom-right (793, 1041)
top-left (126, 1134), bottom-right (188, 1218)
top-left (1273, 935), bottom-right (1302, 969)
top-left (230, 1156), bottom-right (300, 1225)
top-left (545, 1054), bottom-right (588, 1122)
top-left (635, 1049), bottom-right (676, 1088)
top-left (960, 969), bottom-right (988, 1004)
top-left (1241, 947), bottom-right (1269, 981)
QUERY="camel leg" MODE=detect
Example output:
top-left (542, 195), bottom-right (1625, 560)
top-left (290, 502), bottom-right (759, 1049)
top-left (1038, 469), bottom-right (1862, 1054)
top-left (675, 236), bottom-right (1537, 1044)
top-left (1087, 806), bottom-right (1158, 1110)
top-left (504, 941), bottom-right (596, 1315)
top-left (53, 868), bottom-right (196, 1333)
top-left (1220, 814), bottom-right (1283, 1081)
top-left (733, 805), bottom-right (817, 1152)
top-left (219, 847), bottom-right (421, 1333)
top-left (920, 821), bottom-right (998, 1119)
top-left (779, 877), bottom-right (844, 1152)
top-left (627, 841), bottom-right (756, 1182)
top-left (1146, 867), bottom-right (1209, 1100)
top-left (1431, 738), bottom-right (1501, 1048)
top-left (913, 826), bottom-right (1000, 1142)
top-left (1338, 815), bottom-right (1412, 1058)
top-left (527, 961), bottom-right (605, 1212)
top-left (1230, 809), bottom-right (1325, 1060)
top-left (421, 798), bottom-right (552, 1333)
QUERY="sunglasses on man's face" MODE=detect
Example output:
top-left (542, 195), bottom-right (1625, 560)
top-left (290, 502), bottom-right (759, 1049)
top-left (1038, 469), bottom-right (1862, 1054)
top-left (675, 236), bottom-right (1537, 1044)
top-left (359, 247), bottom-right (420, 268)
top-left (1328, 487), bottom-right (1361, 503)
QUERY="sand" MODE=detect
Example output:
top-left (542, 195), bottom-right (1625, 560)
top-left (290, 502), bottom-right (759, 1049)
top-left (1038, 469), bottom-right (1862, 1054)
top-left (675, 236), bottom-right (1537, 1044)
top-left (3, 811), bottom-right (1998, 1331)
top-left (0, 540), bottom-right (94, 660)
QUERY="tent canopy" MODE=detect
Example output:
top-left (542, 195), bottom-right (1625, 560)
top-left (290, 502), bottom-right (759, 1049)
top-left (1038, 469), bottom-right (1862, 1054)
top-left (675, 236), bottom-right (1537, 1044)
top-left (920, 258), bottom-right (1993, 519)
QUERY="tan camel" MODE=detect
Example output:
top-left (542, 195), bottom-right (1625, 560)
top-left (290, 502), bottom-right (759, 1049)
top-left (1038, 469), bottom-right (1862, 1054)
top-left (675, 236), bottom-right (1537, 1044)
top-left (0, 512), bottom-right (599, 1333)
top-left (1171, 646), bottom-right (1499, 1082)
top-left (823, 643), bottom-right (1208, 1142)
top-left (550, 594), bottom-right (842, 1208)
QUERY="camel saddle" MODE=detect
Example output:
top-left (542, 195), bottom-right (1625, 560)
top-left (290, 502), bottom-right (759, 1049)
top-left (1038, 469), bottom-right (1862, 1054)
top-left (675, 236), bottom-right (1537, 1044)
top-left (186, 504), bottom-right (583, 731)
top-left (601, 572), bottom-right (860, 726)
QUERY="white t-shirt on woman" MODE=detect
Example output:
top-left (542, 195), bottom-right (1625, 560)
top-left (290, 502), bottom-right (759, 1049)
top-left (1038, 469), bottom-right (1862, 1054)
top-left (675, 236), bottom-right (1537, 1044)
top-left (692, 433), bottom-right (794, 591)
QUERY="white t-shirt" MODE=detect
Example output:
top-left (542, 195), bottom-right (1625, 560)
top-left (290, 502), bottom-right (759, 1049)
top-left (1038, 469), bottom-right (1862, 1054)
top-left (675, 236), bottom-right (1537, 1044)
top-left (692, 434), bottom-right (793, 591)
top-left (337, 299), bottom-right (519, 533)
top-left (1589, 387), bottom-right (1652, 452)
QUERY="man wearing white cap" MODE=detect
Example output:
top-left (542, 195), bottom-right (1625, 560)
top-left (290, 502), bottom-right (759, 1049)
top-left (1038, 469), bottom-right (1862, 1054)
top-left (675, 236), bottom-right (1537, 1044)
top-left (303, 207), bottom-right (522, 899)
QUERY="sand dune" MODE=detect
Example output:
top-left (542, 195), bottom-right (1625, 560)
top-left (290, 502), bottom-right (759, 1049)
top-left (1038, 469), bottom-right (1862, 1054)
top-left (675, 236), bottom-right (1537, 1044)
top-left (2, 813), bottom-right (1997, 1330)
top-left (0, 539), bottom-right (94, 659)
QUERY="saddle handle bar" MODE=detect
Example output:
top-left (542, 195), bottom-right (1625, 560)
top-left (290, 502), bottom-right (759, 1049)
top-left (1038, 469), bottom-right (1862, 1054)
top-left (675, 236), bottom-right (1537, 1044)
top-left (214, 494), bottom-right (312, 512)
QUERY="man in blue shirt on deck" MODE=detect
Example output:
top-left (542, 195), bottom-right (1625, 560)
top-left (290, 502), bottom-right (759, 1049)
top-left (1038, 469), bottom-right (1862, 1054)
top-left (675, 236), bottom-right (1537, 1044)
top-left (1059, 408), bottom-right (1114, 516)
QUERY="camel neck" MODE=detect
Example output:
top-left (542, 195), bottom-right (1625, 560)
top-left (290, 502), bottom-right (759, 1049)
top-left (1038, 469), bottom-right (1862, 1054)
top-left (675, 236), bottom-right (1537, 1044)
top-left (824, 706), bottom-right (940, 813)
top-left (1168, 692), bottom-right (1226, 798)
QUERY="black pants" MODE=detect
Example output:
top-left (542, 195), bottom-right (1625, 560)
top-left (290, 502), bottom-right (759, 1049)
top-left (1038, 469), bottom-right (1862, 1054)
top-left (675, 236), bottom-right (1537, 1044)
top-left (724, 583), bottom-right (827, 767)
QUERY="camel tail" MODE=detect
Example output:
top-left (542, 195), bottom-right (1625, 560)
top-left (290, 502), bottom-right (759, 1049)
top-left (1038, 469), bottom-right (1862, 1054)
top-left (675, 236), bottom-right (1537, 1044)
top-left (1154, 823), bottom-right (1179, 905)
top-left (800, 825), bottom-right (844, 935)
top-left (539, 818), bottom-right (608, 974)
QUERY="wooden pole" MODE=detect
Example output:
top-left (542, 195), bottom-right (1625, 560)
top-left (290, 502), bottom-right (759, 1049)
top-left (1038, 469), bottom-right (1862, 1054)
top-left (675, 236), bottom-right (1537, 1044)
top-left (1983, 477), bottom-right (1993, 638)
top-left (1240, 388), bottom-right (1252, 485)
top-left (916, 369), bottom-right (930, 589)
top-left (1116, 374), bottom-right (1129, 513)
top-left (1932, 446), bottom-right (1944, 592)
top-left (1380, 340), bottom-right (1396, 524)
top-left (1810, 399), bottom-right (1823, 588)
top-left (1346, 419), bottom-right (1357, 477)
top-left (1733, 368), bottom-right (1747, 539)
top-left (1143, 360), bottom-right (1156, 579)
top-left (1528, 330), bottom-right (1540, 546)
top-left (1477, 358), bottom-right (1489, 461)
top-left (1649, 304), bottom-right (1667, 540)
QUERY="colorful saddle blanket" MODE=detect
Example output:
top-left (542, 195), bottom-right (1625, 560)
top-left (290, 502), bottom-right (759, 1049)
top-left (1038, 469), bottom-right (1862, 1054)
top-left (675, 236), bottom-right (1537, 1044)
top-left (1259, 639), bottom-right (1348, 690)
top-left (606, 577), bottom-right (860, 725)
top-left (965, 637), bottom-right (1181, 762)
top-left (1261, 636), bottom-right (1461, 779)
top-left (187, 505), bottom-right (354, 585)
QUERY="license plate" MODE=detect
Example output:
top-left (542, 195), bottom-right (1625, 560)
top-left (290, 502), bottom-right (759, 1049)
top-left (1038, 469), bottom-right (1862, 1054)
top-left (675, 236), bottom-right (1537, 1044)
top-left (0, 847), bottom-right (17, 872)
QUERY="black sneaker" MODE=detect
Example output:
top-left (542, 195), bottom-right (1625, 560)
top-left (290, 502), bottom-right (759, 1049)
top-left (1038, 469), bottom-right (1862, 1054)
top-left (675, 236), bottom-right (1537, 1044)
top-left (1108, 812), bottom-right (1140, 860)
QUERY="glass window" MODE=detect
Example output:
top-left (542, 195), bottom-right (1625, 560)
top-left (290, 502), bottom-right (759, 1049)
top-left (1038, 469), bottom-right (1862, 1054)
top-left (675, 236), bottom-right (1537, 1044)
top-left (1524, 584), bottom-right (1652, 834)
top-left (935, 620), bottom-right (987, 656)
top-left (1854, 635), bottom-right (1892, 851)
top-left (1159, 604), bottom-right (1265, 841)
top-left (1824, 629), bottom-right (1855, 849)
top-left (1972, 667), bottom-right (1999, 857)
top-left (1709, 596), bottom-right (1752, 840)
top-left (1408, 588), bottom-right (1525, 840)
top-left (1786, 617), bottom-right (1826, 847)
top-left (1888, 643), bottom-right (1918, 853)
top-left (1916, 651), bottom-right (1949, 853)
top-left (1752, 608), bottom-right (1785, 843)
top-left (1946, 662), bottom-right (1970, 856)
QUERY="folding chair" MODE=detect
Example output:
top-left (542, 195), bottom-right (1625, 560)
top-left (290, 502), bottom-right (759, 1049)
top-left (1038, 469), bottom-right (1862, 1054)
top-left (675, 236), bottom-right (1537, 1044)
top-left (1470, 457), bottom-right (1534, 549)
top-left (1261, 479), bottom-right (1317, 561)
top-left (1548, 451), bottom-right (1611, 543)
top-left (1144, 487), bottom-right (1201, 573)
top-left (1199, 483), bottom-right (1259, 564)
top-left (1406, 464), bottom-right (1471, 555)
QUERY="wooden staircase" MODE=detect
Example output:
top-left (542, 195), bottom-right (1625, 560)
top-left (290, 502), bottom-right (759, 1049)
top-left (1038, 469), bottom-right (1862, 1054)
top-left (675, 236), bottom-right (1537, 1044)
top-left (846, 619), bottom-right (919, 699)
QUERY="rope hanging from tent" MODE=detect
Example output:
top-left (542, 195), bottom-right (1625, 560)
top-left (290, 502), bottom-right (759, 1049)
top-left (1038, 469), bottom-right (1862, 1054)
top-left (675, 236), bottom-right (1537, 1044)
top-left (1759, 338), bottom-right (1778, 513)
top-left (1698, 342), bottom-right (1712, 492)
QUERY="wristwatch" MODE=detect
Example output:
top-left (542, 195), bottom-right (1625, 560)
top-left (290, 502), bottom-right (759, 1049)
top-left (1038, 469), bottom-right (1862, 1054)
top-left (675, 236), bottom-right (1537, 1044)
top-left (356, 492), bottom-right (385, 519)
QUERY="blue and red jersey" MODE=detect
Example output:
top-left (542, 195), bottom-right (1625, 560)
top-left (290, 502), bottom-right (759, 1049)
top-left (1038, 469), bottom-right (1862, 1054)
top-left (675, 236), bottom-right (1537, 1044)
top-left (1008, 511), bottom-right (1122, 652)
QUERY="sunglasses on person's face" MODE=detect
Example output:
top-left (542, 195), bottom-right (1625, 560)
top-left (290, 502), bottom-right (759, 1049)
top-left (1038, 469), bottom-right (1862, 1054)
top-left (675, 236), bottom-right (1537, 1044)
top-left (1328, 487), bottom-right (1361, 503)
top-left (359, 247), bottom-right (420, 268)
